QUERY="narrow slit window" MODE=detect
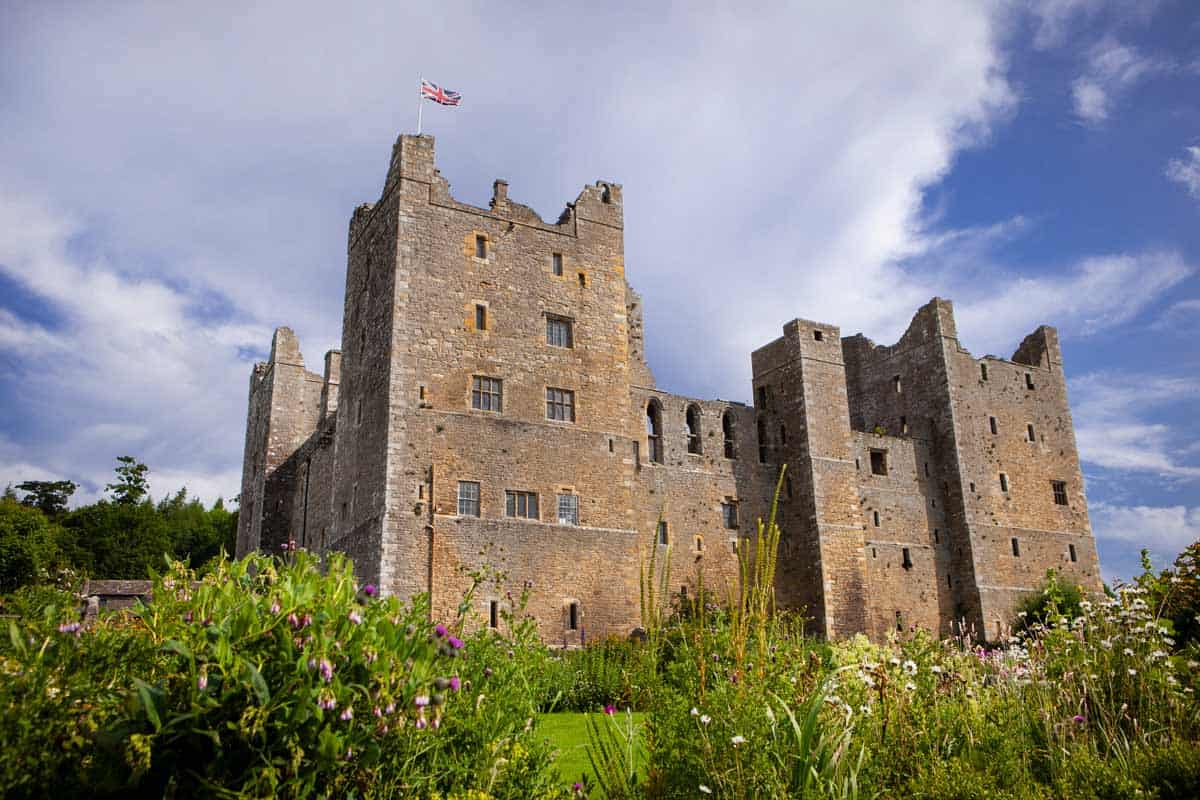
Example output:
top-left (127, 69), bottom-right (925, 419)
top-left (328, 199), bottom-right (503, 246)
top-left (694, 535), bottom-right (704, 553)
top-left (895, 611), bottom-right (903, 631)
top-left (873, 510), bottom-right (880, 527)
top-left (647, 401), bottom-right (663, 463)
top-left (970, 482), bottom-right (976, 493)
top-left (813, 330), bottom-right (823, 341)
top-left (577, 272), bottom-right (586, 288)
top-left (924, 462), bottom-right (929, 477)
top-left (947, 573), bottom-right (952, 588)
top-left (489, 600), bottom-right (499, 629)
top-left (657, 520), bottom-right (669, 546)
top-left (722, 411), bottom-right (736, 459)
top-left (779, 424), bottom-right (787, 446)
top-left (475, 234), bottom-right (487, 259)
top-left (551, 252), bottom-right (563, 276)
top-left (1069, 543), bottom-right (1078, 562)
top-left (902, 548), bottom-right (912, 570)
top-left (1025, 373), bottom-right (1035, 390)
top-left (756, 386), bottom-right (768, 410)
top-left (475, 304), bottom-right (487, 331)
top-left (893, 375), bottom-right (902, 394)
top-left (686, 405), bottom-right (702, 454)
top-left (980, 363), bottom-right (988, 381)
top-left (757, 418), bottom-right (768, 463)
top-left (567, 602), bottom-right (579, 631)
top-left (933, 528), bottom-right (940, 544)
top-left (1027, 423), bottom-right (1036, 442)
top-left (1000, 473), bottom-right (1009, 493)
top-left (785, 474), bottom-right (793, 500)
top-left (1011, 537), bottom-right (1020, 557)
top-left (900, 416), bottom-right (908, 434)
top-left (989, 416), bottom-right (998, 435)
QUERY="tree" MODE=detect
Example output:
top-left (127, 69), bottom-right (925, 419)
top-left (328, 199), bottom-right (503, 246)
top-left (59, 500), bottom-right (171, 579)
top-left (16, 480), bottom-right (77, 516)
top-left (105, 456), bottom-right (149, 505)
top-left (0, 496), bottom-right (61, 593)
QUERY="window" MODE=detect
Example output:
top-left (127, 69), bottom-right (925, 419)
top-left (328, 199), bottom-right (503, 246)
top-left (989, 416), bottom-right (998, 435)
top-left (999, 473), bottom-right (1009, 493)
top-left (872, 547), bottom-right (877, 558)
top-left (970, 482), bottom-right (976, 493)
top-left (873, 510), bottom-right (880, 527)
top-left (1052, 480), bottom-right (1068, 506)
top-left (552, 252), bottom-right (563, 276)
top-left (557, 493), bottom-right (579, 525)
top-left (505, 490), bottom-right (539, 519)
top-left (577, 272), bottom-right (586, 288)
top-left (779, 424), bottom-right (788, 446)
top-left (722, 412), bottom-right (736, 459)
top-left (756, 385), bottom-right (768, 410)
top-left (1011, 537), bottom-right (1020, 557)
top-left (546, 315), bottom-right (573, 348)
top-left (722, 501), bottom-right (739, 530)
top-left (902, 548), bottom-right (912, 570)
top-left (475, 304), bottom-right (487, 331)
top-left (893, 375), bottom-right (902, 394)
top-left (900, 416), bottom-right (908, 434)
top-left (1069, 543), bottom-right (1078, 563)
top-left (694, 535), bottom-right (704, 553)
top-left (457, 481), bottom-right (480, 517)
top-left (657, 520), bottom-right (669, 546)
top-left (813, 329), bottom-right (824, 341)
top-left (475, 234), bottom-right (487, 259)
top-left (686, 405), bottom-right (702, 454)
top-left (895, 610), bottom-right (903, 632)
top-left (546, 387), bottom-right (575, 422)
top-left (933, 528), bottom-right (940, 544)
top-left (870, 449), bottom-right (888, 476)
top-left (608, 438), bottom-right (614, 453)
top-left (980, 363), bottom-right (988, 381)
top-left (1025, 372), bottom-right (1035, 390)
top-left (356, 398), bottom-right (363, 426)
top-left (1027, 423), bottom-right (1036, 442)
top-left (757, 418), bottom-right (768, 463)
top-left (646, 401), bottom-right (663, 463)
top-left (730, 538), bottom-right (739, 554)
top-left (471, 376), bottom-right (502, 412)
top-left (785, 474), bottom-right (793, 500)
top-left (567, 602), bottom-right (579, 631)
top-left (947, 573), bottom-right (952, 588)
top-left (489, 600), bottom-right (499, 629)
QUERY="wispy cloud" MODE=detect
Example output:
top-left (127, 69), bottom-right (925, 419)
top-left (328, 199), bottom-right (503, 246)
top-left (1091, 501), bottom-right (1200, 564)
top-left (1165, 145), bottom-right (1200, 199)
top-left (1029, 0), bottom-right (1160, 50)
top-left (1070, 372), bottom-right (1200, 480)
top-left (1071, 37), bottom-right (1168, 124)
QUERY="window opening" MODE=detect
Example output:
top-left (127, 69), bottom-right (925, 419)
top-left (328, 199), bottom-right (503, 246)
top-left (1011, 537), bottom-right (1020, 557)
top-left (873, 510), bottom-right (880, 527)
top-left (546, 387), bottom-right (575, 422)
top-left (457, 481), bottom-right (480, 517)
top-left (980, 363), bottom-right (988, 381)
top-left (557, 493), bottom-right (579, 526)
top-left (471, 376), bottom-right (502, 412)
top-left (1069, 543), bottom-right (1078, 562)
top-left (608, 438), bottom-right (614, 453)
top-left (722, 412), bottom-right (736, 459)
top-left (933, 528), bottom-right (940, 544)
top-left (475, 304), bottom-right (487, 331)
top-left (1000, 473), bottom-right (1009, 493)
top-left (686, 405), bottom-right (702, 454)
top-left (1052, 480), bottom-right (1068, 506)
top-left (546, 315), bottom-right (574, 348)
top-left (475, 234), bottom-right (487, 259)
top-left (552, 252), bottom-right (563, 276)
top-left (646, 401), bottom-right (663, 463)
top-left (756, 385), bottom-right (768, 410)
top-left (902, 548), bottom-right (912, 570)
top-left (1025, 372), bottom-right (1035, 390)
top-left (578, 272), bottom-right (586, 288)
top-left (694, 535), bottom-right (703, 553)
top-left (757, 418), bottom-right (768, 463)
top-left (657, 520), bottom-right (669, 546)
top-left (924, 462), bottom-right (930, 477)
top-left (567, 602), bottom-right (579, 631)
top-left (893, 375), bottom-right (902, 393)
top-left (779, 424), bottom-right (788, 446)
top-left (722, 501), bottom-right (739, 530)
top-left (895, 611), bottom-right (903, 632)
top-left (947, 573), bottom-right (952, 588)
top-left (970, 482), bottom-right (976, 493)
top-left (989, 416), bottom-right (998, 435)
top-left (1027, 424), bottom-right (1036, 442)
top-left (813, 329), bottom-right (823, 341)
top-left (900, 416), bottom-right (908, 434)
top-left (489, 600), bottom-right (499, 629)
top-left (504, 490), bottom-right (539, 519)
top-left (870, 449), bottom-right (888, 476)
top-left (785, 474), bottom-right (793, 499)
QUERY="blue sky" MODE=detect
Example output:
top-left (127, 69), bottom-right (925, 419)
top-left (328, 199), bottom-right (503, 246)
top-left (0, 1), bottom-right (1197, 581)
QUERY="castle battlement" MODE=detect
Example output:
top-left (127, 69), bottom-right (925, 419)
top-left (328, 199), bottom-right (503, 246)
top-left (237, 134), bottom-right (1101, 642)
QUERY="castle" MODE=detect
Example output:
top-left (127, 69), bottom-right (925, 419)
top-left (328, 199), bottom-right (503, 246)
top-left (236, 133), bottom-right (1102, 642)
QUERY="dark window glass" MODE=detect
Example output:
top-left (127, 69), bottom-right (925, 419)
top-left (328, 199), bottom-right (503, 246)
top-left (722, 412), bottom-right (736, 459)
top-left (1052, 480), bottom-right (1068, 505)
top-left (657, 520), bottom-right (668, 546)
top-left (505, 490), bottom-right (539, 519)
top-left (457, 481), bottom-right (480, 517)
top-left (546, 387), bottom-right (575, 422)
top-left (647, 402), bottom-right (663, 463)
top-left (471, 376), bottom-right (502, 412)
top-left (552, 252), bottom-right (563, 276)
top-left (546, 315), bottom-right (573, 348)
top-left (722, 501), bottom-right (739, 530)
top-left (475, 234), bottom-right (487, 259)
top-left (475, 304), bottom-right (487, 330)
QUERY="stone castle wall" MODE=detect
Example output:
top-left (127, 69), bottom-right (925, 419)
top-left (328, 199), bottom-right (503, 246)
top-left (236, 133), bottom-right (1103, 642)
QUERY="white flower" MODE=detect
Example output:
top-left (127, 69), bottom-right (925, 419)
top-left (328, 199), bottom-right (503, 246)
top-left (903, 660), bottom-right (917, 675)
top-left (1123, 648), bottom-right (1134, 657)
top-left (690, 707), bottom-right (699, 717)
top-left (930, 665), bottom-right (943, 674)
top-left (889, 657), bottom-right (901, 667)
top-left (859, 704), bottom-right (872, 716)
top-left (1151, 650), bottom-right (1167, 660)
top-left (905, 682), bottom-right (916, 691)
top-left (1128, 668), bottom-right (1137, 676)
top-left (700, 786), bottom-right (712, 795)
top-left (731, 735), bottom-right (746, 746)
top-left (700, 715), bottom-right (711, 725)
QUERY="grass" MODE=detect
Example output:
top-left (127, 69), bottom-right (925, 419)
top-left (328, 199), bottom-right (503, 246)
top-left (539, 711), bottom-right (648, 788)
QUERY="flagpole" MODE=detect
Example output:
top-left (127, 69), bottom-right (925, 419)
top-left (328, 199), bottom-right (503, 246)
top-left (416, 75), bottom-right (423, 135)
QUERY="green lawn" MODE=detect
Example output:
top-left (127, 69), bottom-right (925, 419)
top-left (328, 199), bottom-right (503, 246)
top-left (538, 711), bottom-right (648, 789)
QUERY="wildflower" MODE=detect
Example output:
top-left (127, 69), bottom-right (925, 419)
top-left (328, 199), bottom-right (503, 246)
top-left (319, 658), bottom-right (335, 683)
top-left (859, 704), bottom-right (871, 716)
top-left (1072, 715), bottom-right (1085, 724)
top-left (415, 716), bottom-right (427, 729)
top-left (1151, 650), bottom-right (1167, 660)
top-left (288, 612), bottom-right (300, 629)
top-left (385, 702), bottom-right (396, 714)
top-left (889, 657), bottom-right (901, 667)
top-left (340, 707), bottom-right (354, 721)
top-left (414, 695), bottom-right (430, 708)
top-left (690, 707), bottom-right (700, 717)
top-left (374, 706), bottom-right (383, 718)
top-left (317, 691), bottom-right (337, 711)
top-left (348, 610), bottom-right (363, 625)
top-left (1128, 668), bottom-right (1137, 676)
top-left (700, 714), bottom-right (711, 725)
top-left (269, 600), bottom-right (281, 615)
top-left (930, 665), bottom-right (942, 674)
top-left (905, 682), bottom-right (916, 691)
top-left (449, 676), bottom-right (461, 692)
top-left (903, 660), bottom-right (917, 675)
top-left (363, 583), bottom-right (377, 597)
top-left (448, 636), bottom-right (464, 650)
top-left (434, 623), bottom-right (448, 638)
top-left (700, 786), bottom-right (712, 794)
top-left (604, 704), bottom-right (616, 715)
top-left (731, 735), bottom-right (746, 746)
top-left (57, 622), bottom-right (82, 636)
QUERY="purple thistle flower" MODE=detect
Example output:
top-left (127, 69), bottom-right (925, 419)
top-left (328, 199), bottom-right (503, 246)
top-left (363, 583), bottom-right (377, 597)
top-left (448, 636), bottom-right (464, 650)
top-left (449, 675), bottom-right (461, 692)
top-left (434, 623), bottom-right (448, 638)
top-left (604, 704), bottom-right (616, 716)
top-left (197, 671), bottom-right (208, 691)
top-left (1073, 715), bottom-right (1086, 724)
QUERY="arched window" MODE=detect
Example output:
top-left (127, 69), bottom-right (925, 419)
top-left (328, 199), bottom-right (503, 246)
top-left (685, 405), bottom-right (702, 454)
top-left (757, 418), bottom-right (768, 463)
top-left (646, 400), bottom-right (663, 463)
top-left (722, 411), bottom-right (736, 459)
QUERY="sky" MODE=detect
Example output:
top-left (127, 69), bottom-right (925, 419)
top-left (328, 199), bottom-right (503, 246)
top-left (0, 1), bottom-right (1197, 582)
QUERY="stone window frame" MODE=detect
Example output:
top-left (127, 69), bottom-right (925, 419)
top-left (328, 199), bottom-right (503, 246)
top-left (989, 416), bottom-right (999, 435)
top-left (1011, 537), bottom-right (1021, 557)
top-left (557, 492), bottom-right (579, 526)
top-left (566, 600), bottom-right (581, 631)
top-left (694, 534), bottom-right (704, 554)
top-left (721, 499), bottom-right (739, 530)
top-left (646, 399), bottom-right (664, 464)
top-left (657, 519), bottom-right (669, 546)
top-left (474, 302), bottom-right (488, 332)
top-left (473, 232), bottom-right (489, 261)
top-left (545, 386), bottom-right (576, 422)
top-left (1027, 423), bottom-right (1037, 443)
top-left (545, 314), bottom-right (574, 348)
top-left (1052, 480), bottom-right (1068, 506)
top-left (869, 449), bottom-right (888, 476)
top-left (470, 375), bottom-right (503, 413)
top-left (1069, 543), bottom-right (1078, 563)
top-left (457, 480), bottom-right (481, 517)
top-left (722, 411), bottom-right (736, 459)
top-left (551, 252), bottom-right (564, 277)
top-left (504, 489), bottom-right (539, 520)
top-left (902, 547), bottom-right (913, 570)
top-left (999, 472), bottom-right (1010, 493)
top-left (487, 598), bottom-right (500, 629)
top-left (685, 404), bottom-right (703, 454)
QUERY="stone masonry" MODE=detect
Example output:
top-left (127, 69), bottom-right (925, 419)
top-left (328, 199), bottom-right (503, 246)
top-left (237, 133), bottom-right (1103, 642)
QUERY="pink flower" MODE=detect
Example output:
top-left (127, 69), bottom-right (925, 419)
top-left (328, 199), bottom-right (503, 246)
top-left (269, 600), bottom-right (281, 615)
top-left (604, 704), bottom-right (616, 715)
top-left (449, 676), bottom-right (461, 692)
top-left (340, 707), bottom-right (353, 721)
top-left (363, 584), bottom-right (377, 597)
top-left (434, 624), bottom-right (448, 638)
top-left (348, 610), bottom-right (362, 625)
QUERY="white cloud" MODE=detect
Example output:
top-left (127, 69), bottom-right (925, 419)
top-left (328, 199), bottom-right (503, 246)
top-left (1029, 0), bottom-right (1160, 50)
top-left (1070, 38), bottom-right (1167, 124)
top-left (1152, 297), bottom-right (1200, 331)
top-left (1070, 372), bottom-right (1200, 480)
top-left (1165, 145), bottom-right (1200, 199)
top-left (1091, 501), bottom-right (1200, 562)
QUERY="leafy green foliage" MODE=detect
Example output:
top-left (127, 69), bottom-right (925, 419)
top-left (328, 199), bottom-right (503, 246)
top-left (0, 496), bottom-right (62, 593)
top-left (105, 456), bottom-right (149, 505)
top-left (15, 479), bottom-right (77, 516)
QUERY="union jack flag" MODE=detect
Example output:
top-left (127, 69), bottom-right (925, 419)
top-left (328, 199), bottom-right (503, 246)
top-left (421, 79), bottom-right (461, 107)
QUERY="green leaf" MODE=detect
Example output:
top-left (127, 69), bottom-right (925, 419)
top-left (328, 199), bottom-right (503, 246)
top-left (246, 660), bottom-right (270, 705)
top-left (134, 678), bottom-right (163, 731)
top-left (8, 620), bottom-right (26, 658)
top-left (162, 638), bottom-right (192, 660)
